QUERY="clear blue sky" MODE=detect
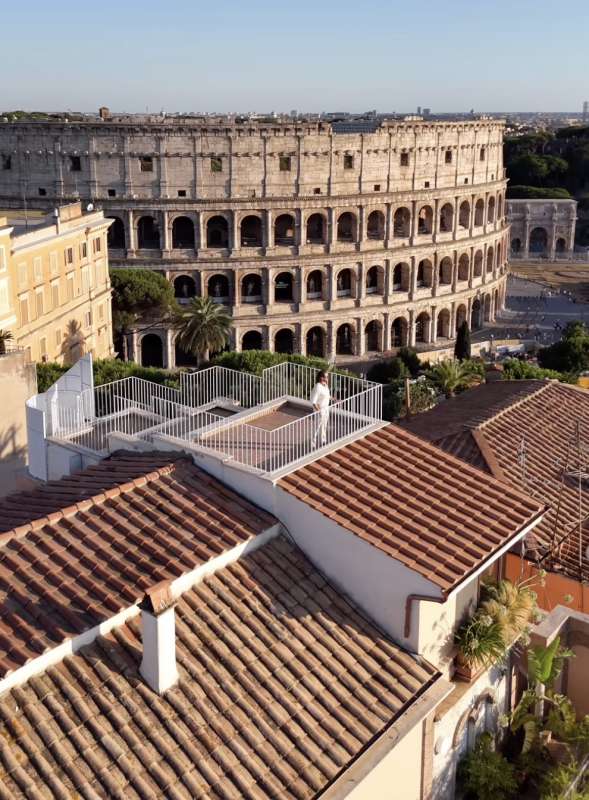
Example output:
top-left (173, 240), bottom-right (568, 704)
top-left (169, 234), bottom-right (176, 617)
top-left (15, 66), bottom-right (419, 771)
top-left (2, 0), bottom-right (588, 113)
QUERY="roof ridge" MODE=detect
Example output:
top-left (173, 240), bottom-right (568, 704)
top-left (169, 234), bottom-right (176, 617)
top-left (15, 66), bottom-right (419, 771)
top-left (0, 458), bottom-right (180, 547)
top-left (477, 380), bottom-right (554, 431)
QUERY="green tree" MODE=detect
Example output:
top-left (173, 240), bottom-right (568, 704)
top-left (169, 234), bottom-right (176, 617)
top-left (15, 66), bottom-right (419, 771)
top-left (458, 733), bottom-right (518, 800)
top-left (175, 296), bottom-right (232, 365)
top-left (0, 329), bottom-right (13, 355)
top-left (501, 357), bottom-right (573, 383)
top-left (506, 185), bottom-right (572, 200)
top-left (538, 321), bottom-right (589, 374)
top-left (454, 321), bottom-right (472, 361)
top-left (508, 153), bottom-right (550, 186)
top-left (212, 349), bottom-right (333, 376)
top-left (110, 269), bottom-right (177, 360)
top-left (427, 359), bottom-right (480, 398)
top-left (367, 356), bottom-right (409, 384)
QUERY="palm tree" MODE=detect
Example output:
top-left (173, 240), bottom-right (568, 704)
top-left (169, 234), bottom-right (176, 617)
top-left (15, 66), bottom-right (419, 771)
top-left (60, 320), bottom-right (85, 365)
top-left (427, 359), bottom-right (478, 398)
top-left (0, 329), bottom-right (13, 355)
top-left (175, 296), bottom-right (232, 365)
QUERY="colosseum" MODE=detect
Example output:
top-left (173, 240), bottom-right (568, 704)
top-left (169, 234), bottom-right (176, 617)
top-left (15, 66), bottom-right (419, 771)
top-left (0, 114), bottom-right (509, 367)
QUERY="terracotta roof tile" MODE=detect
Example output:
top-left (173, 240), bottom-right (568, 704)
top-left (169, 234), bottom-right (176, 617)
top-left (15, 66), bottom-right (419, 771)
top-left (279, 424), bottom-right (544, 593)
top-left (0, 451), bottom-right (276, 679)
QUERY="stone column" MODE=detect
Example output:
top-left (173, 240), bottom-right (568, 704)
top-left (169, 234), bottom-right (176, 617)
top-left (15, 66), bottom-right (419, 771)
top-left (265, 209), bottom-right (274, 250)
top-left (451, 253), bottom-right (458, 293)
top-left (432, 198), bottom-right (440, 242)
top-left (158, 137), bottom-right (168, 198)
top-left (328, 263), bottom-right (336, 309)
top-left (383, 312), bottom-right (391, 351)
top-left (164, 329), bottom-right (174, 369)
top-left (295, 323), bottom-right (304, 355)
top-left (384, 258), bottom-right (392, 303)
top-left (162, 211), bottom-right (171, 253)
top-left (327, 320), bottom-right (336, 361)
top-left (410, 199), bottom-right (419, 243)
top-left (430, 305), bottom-right (438, 344)
top-left (453, 196), bottom-right (459, 241)
top-left (126, 210), bottom-right (136, 254)
top-left (358, 205), bottom-right (365, 246)
top-left (408, 309), bottom-right (416, 347)
top-left (409, 256), bottom-right (418, 300)
top-left (234, 327), bottom-right (242, 353)
top-left (450, 302), bottom-right (456, 337)
top-left (233, 269), bottom-right (241, 309)
top-left (298, 268), bottom-right (307, 305)
top-left (432, 253), bottom-right (439, 297)
top-left (327, 207), bottom-right (335, 248)
top-left (123, 136), bottom-right (133, 196)
top-left (231, 212), bottom-right (240, 252)
top-left (385, 203), bottom-right (393, 246)
top-left (196, 212), bottom-right (204, 251)
top-left (356, 317), bottom-right (365, 357)
top-left (357, 262), bottom-right (366, 304)
top-left (522, 214), bottom-right (531, 259)
top-left (54, 140), bottom-right (64, 198)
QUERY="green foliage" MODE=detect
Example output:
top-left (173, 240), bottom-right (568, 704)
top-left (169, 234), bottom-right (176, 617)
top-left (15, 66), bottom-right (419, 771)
top-left (110, 269), bottom-right (177, 336)
top-left (426, 358), bottom-right (482, 398)
top-left (36, 358), bottom-right (180, 393)
top-left (540, 760), bottom-right (584, 800)
top-left (538, 321), bottom-right (589, 374)
top-left (175, 296), bottom-right (232, 363)
top-left (211, 349), bottom-right (332, 376)
top-left (0, 329), bottom-right (13, 355)
top-left (454, 613), bottom-right (506, 669)
top-left (480, 578), bottom-right (537, 644)
top-left (36, 361), bottom-right (69, 392)
top-left (501, 358), bottom-right (573, 383)
top-left (506, 185), bottom-right (573, 200)
top-left (458, 733), bottom-right (518, 800)
top-left (528, 637), bottom-right (574, 689)
top-left (397, 346), bottom-right (422, 377)
top-left (366, 356), bottom-right (409, 384)
top-left (454, 321), bottom-right (472, 361)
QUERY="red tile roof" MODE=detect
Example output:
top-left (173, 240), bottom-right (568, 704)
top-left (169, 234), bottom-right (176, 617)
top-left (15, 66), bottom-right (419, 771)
top-left (278, 424), bottom-right (545, 594)
top-left (0, 451), bottom-right (276, 677)
top-left (0, 537), bottom-right (440, 799)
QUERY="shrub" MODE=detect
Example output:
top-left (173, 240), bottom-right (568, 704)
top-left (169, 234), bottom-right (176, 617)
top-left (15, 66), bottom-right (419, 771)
top-left (366, 357), bottom-right (409, 384)
top-left (397, 346), bottom-right (421, 377)
top-left (501, 358), bottom-right (573, 383)
top-left (538, 321), bottom-right (589, 374)
top-left (458, 733), bottom-right (518, 800)
top-left (454, 613), bottom-right (506, 669)
top-left (211, 350), bottom-right (332, 376)
top-left (36, 358), bottom-right (181, 393)
top-left (506, 185), bottom-right (572, 200)
top-left (36, 361), bottom-right (69, 393)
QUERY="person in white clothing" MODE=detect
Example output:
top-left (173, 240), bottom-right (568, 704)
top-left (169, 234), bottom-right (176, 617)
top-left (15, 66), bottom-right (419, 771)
top-left (310, 371), bottom-right (331, 447)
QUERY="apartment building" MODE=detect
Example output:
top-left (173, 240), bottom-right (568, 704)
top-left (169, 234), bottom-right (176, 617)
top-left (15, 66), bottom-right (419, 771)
top-left (0, 202), bottom-right (113, 364)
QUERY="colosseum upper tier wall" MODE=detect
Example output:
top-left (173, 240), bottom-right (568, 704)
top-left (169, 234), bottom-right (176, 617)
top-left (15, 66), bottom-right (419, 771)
top-left (0, 117), bottom-right (509, 366)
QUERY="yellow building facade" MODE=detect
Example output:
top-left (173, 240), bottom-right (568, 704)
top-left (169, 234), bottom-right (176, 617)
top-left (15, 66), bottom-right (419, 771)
top-left (0, 202), bottom-right (113, 363)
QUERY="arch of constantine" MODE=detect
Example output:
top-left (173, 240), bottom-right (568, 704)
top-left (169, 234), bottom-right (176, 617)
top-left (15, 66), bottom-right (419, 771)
top-left (507, 199), bottom-right (577, 261)
top-left (0, 115), bottom-right (509, 366)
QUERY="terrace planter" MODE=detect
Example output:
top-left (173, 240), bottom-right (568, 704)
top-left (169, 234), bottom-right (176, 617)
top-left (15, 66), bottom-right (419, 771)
top-left (453, 653), bottom-right (485, 683)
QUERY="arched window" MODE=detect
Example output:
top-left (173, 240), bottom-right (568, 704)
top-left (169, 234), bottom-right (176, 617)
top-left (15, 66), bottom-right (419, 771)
top-left (471, 299), bottom-right (482, 330)
top-left (439, 203), bottom-right (454, 233)
top-left (393, 262), bottom-right (410, 292)
top-left (365, 321), bottom-right (381, 352)
top-left (529, 227), bottom-right (548, 255)
top-left (393, 207), bottom-right (411, 237)
top-left (306, 270), bottom-right (323, 300)
top-left (474, 199), bottom-right (485, 227)
top-left (367, 210), bottom-right (385, 240)
top-left (458, 254), bottom-right (469, 282)
top-left (208, 274), bottom-right (230, 303)
top-left (511, 237), bottom-right (522, 254)
top-left (484, 294), bottom-right (492, 322)
top-left (391, 317), bottom-right (408, 348)
top-left (241, 274), bottom-right (262, 303)
top-left (306, 213), bottom-right (326, 244)
top-left (366, 266), bottom-right (381, 295)
top-left (336, 269), bottom-right (352, 297)
top-left (172, 216), bottom-right (195, 249)
top-left (207, 216), bottom-right (229, 248)
top-left (274, 272), bottom-right (293, 303)
top-left (438, 257), bottom-right (453, 285)
top-left (486, 247), bottom-right (494, 273)
top-left (436, 309), bottom-right (451, 339)
top-left (487, 196), bottom-right (495, 224)
top-left (306, 326), bottom-right (325, 357)
top-left (459, 201), bottom-right (470, 229)
top-left (141, 333), bottom-right (164, 367)
top-left (556, 237), bottom-right (567, 256)
top-left (337, 212), bottom-right (357, 242)
top-left (107, 216), bottom-right (125, 249)
top-left (275, 214), bottom-right (296, 246)
top-left (137, 216), bottom-right (160, 249)
top-left (417, 206), bottom-right (433, 235)
top-left (497, 195), bottom-right (503, 221)
top-left (415, 312), bottom-right (430, 343)
top-left (336, 323), bottom-right (354, 355)
top-left (242, 330), bottom-right (263, 351)
top-left (455, 304), bottom-right (467, 333)
top-left (474, 250), bottom-right (483, 276)
top-left (241, 215), bottom-right (263, 247)
top-left (174, 275), bottom-right (196, 300)
top-left (275, 328), bottom-right (294, 354)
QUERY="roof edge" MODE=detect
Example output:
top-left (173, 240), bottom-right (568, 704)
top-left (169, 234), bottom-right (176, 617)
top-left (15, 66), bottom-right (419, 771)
top-left (471, 428), bottom-right (507, 481)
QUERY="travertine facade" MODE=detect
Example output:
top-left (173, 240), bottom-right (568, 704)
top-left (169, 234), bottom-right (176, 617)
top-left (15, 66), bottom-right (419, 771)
top-left (0, 117), bottom-right (509, 366)
top-left (507, 199), bottom-right (577, 260)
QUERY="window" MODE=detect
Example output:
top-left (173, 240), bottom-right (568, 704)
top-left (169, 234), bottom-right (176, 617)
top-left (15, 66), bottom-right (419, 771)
top-left (464, 177), bottom-right (469, 184)
top-left (80, 242), bottom-right (87, 260)
top-left (66, 275), bottom-right (74, 301)
top-left (0, 246), bottom-right (6, 273)
top-left (55, 328), bottom-right (62, 347)
top-left (1, 155), bottom-right (11, 170)
top-left (424, 181), bottom-right (430, 188)
top-left (50, 251), bottom-right (58, 275)
top-left (52, 282), bottom-right (59, 308)
top-left (178, 189), bottom-right (186, 197)
top-left (139, 156), bottom-right (153, 172)
top-left (313, 187), bottom-right (321, 195)
top-left (211, 157), bottom-right (222, 173)
top-left (400, 152), bottom-right (409, 167)
top-left (36, 290), bottom-right (44, 318)
top-left (18, 263), bottom-right (27, 288)
top-left (38, 188), bottom-right (46, 196)
top-left (279, 156), bottom-right (291, 172)
top-left (93, 237), bottom-right (101, 253)
top-left (69, 155), bottom-right (81, 172)
top-left (480, 147), bottom-right (486, 161)
top-left (445, 150), bottom-right (452, 164)
top-left (107, 188), bottom-right (116, 197)
top-left (374, 184), bottom-right (381, 191)
top-left (65, 247), bottom-right (74, 266)
top-left (344, 154), bottom-right (354, 169)
top-left (33, 256), bottom-right (43, 282)
top-left (39, 337), bottom-right (47, 357)
top-left (84, 310), bottom-right (92, 328)
top-left (19, 296), bottom-right (29, 325)
top-left (81, 267), bottom-right (89, 292)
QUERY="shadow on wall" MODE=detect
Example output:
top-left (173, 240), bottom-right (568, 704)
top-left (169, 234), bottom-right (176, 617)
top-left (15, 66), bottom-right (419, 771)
top-left (61, 320), bottom-right (86, 366)
top-left (0, 424), bottom-right (29, 498)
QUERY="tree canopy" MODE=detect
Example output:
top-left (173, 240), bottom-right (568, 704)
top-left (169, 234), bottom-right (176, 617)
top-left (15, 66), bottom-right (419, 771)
top-left (110, 269), bottom-right (177, 336)
top-left (537, 321), bottom-right (589, 374)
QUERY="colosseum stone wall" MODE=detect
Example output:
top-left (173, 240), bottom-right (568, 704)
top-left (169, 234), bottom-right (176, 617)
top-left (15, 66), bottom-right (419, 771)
top-left (0, 116), bottom-right (509, 367)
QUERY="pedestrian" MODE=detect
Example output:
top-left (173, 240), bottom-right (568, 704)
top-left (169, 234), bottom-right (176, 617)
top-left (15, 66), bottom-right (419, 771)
top-left (310, 370), bottom-right (331, 448)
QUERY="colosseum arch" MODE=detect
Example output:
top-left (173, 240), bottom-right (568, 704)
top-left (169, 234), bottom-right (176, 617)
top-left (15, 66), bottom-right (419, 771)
top-left (417, 205), bottom-right (433, 235)
top-left (484, 294), bottom-right (492, 322)
top-left (436, 309), bottom-right (451, 339)
top-left (337, 212), bottom-right (357, 243)
top-left (417, 259), bottom-right (433, 288)
top-left (367, 210), bottom-right (385, 240)
top-left (336, 323), bottom-right (354, 355)
top-left (208, 274), bottom-right (230, 302)
top-left (471, 298), bottom-right (482, 330)
top-left (306, 326), bottom-right (326, 357)
top-left (511, 237), bottom-right (522, 255)
top-left (474, 199), bottom-right (485, 227)
top-left (241, 274), bottom-right (262, 303)
top-left (391, 317), bottom-right (408, 348)
top-left (140, 333), bottom-right (164, 367)
top-left (439, 257), bottom-right (453, 286)
top-left (275, 328), bottom-right (294, 354)
top-left (107, 216), bottom-right (125, 249)
top-left (137, 215), bottom-right (160, 249)
top-left (173, 274), bottom-right (196, 300)
top-left (473, 250), bottom-right (483, 277)
top-left (497, 195), bottom-right (503, 220)
top-left (439, 203), bottom-right (454, 233)
top-left (415, 312), bottom-right (431, 343)
top-left (487, 196), bottom-right (496, 224)
top-left (274, 272), bottom-right (294, 303)
top-left (393, 262), bottom-right (410, 292)
top-left (458, 254), bottom-right (470, 282)
top-left (172, 216), bottom-right (195, 249)
top-left (275, 214), bottom-right (296, 246)
top-left (486, 246), bottom-right (494, 273)
top-left (242, 330), bottom-right (263, 351)
top-left (459, 201), bottom-right (470, 229)
top-left (306, 270), bottom-right (324, 299)
top-left (206, 215), bottom-right (229, 248)
top-left (529, 227), bottom-right (548, 255)
top-left (336, 268), bottom-right (354, 297)
top-left (393, 207), bottom-right (411, 237)
top-left (556, 237), bottom-right (567, 256)
top-left (366, 265), bottom-right (384, 295)
top-left (241, 215), bottom-right (263, 247)
top-left (455, 304), bottom-right (467, 332)
top-left (306, 213), bottom-right (326, 244)
top-left (365, 320), bottom-right (382, 352)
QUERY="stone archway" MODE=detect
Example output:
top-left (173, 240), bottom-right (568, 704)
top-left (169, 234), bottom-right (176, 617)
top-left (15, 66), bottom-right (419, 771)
top-left (529, 227), bottom-right (548, 255)
top-left (140, 333), bottom-right (164, 367)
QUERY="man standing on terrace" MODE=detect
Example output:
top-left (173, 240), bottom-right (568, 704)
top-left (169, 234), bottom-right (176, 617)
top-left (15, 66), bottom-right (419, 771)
top-left (310, 371), bottom-right (331, 447)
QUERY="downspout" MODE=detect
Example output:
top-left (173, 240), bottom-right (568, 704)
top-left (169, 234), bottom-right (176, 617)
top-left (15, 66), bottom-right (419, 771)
top-left (404, 592), bottom-right (446, 639)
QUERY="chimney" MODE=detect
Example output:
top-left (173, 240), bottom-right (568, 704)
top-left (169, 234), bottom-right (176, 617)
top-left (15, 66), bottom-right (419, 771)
top-left (139, 579), bottom-right (179, 693)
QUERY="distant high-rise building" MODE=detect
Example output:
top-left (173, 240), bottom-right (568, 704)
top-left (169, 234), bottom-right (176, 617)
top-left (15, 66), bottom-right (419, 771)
top-left (583, 101), bottom-right (588, 123)
top-left (417, 106), bottom-right (421, 115)
top-left (423, 107), bottom-right (431, 117)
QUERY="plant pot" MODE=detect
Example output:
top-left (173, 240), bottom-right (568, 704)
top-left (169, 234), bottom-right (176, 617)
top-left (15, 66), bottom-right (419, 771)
top-left (454, 654), bottom-right (485, 683)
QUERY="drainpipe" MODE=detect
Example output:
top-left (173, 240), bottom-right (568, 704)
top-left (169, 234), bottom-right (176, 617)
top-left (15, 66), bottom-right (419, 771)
top-left (404, 593), bottom-right (446, 639)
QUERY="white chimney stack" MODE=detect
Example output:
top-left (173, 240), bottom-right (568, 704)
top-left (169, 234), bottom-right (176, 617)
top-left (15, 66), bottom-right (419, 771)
top-left (139, 580), bottom-right (179, 694)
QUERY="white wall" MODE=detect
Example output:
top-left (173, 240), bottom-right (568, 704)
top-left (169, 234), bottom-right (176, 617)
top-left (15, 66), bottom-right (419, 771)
top-left (418, 582), bottom-right (479, 678)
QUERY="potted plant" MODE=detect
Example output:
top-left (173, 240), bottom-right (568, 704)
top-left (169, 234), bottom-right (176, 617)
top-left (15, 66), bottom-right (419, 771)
top-left (454, 612), bottom-right (506, 681)
top-left (0, 329), bottom-right (13, 355)
top-left (479, 577), bottom-right (537, 644)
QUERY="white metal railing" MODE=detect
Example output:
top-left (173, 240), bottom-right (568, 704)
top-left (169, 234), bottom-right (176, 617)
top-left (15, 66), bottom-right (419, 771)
top-left (180, 367), bottom-right (263, 409)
